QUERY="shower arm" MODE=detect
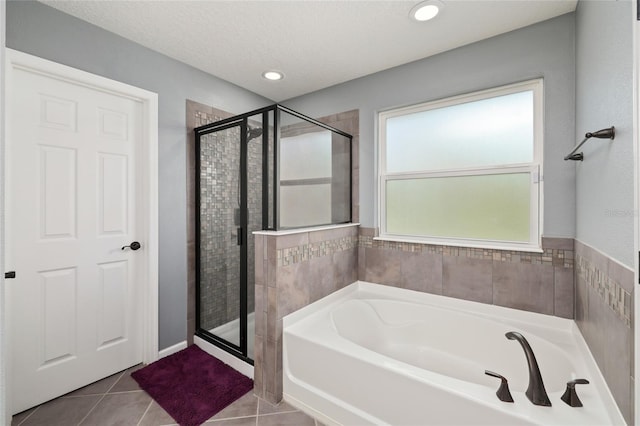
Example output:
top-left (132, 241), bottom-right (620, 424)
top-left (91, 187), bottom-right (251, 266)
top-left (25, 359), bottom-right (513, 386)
top-left (564, 126), bottom-right (615, 161)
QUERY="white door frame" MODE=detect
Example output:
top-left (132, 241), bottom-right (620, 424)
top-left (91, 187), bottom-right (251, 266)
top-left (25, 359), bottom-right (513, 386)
top-left (634, 0), bottom-right (639, 422)
top-left (0, 2), bottom-right (7, 425)
top-left (2, 48), bottom-right (159, 415)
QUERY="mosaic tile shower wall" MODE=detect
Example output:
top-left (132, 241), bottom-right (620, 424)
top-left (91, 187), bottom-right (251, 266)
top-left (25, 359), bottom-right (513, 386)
top-left (195, 109), bottom-right (263, 332)
top-left (199, 128), bottom-right (240, 329)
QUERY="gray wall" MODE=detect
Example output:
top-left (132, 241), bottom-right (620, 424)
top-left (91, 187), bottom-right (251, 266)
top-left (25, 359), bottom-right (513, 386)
top-left (284, 13), bottom-right (577, 238)
top-left (573, 1), bottom-right (635, 423)
top-left (5, 1), bottom-right (271, 349)
top-left (575, 0), bottom-right (634, 268)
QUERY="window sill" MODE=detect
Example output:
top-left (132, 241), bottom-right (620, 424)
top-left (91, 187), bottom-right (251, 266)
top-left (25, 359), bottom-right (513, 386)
top-left (373, 235), bottom-right (543, 254)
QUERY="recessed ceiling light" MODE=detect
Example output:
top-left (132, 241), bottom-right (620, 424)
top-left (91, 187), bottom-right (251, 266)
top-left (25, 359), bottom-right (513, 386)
top-left (262, 70), bottom-right (284, 81)
top-left (410, 0), bottom-right (443, 22)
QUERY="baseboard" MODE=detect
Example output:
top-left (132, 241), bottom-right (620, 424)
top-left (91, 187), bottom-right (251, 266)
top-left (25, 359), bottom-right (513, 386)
top-left (158, 340), bottom-right (187, 359)
top-left (194, 336), bottom-right (254, 379)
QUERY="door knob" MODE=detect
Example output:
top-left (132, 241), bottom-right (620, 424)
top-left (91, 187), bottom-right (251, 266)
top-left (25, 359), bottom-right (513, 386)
top-left (121, 241), bottom-right (141, 251)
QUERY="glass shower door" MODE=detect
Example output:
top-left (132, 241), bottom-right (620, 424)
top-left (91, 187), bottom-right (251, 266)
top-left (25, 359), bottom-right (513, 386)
top-left (197, 122), bottom-right (245, 354)
top-left (194, 104), bottom-right (351, 365)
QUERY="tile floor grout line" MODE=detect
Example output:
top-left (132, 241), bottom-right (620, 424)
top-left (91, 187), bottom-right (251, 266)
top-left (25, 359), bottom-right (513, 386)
top-left (105, 370), bottom-right (129, 394)
top-left (75, 392), bottom-right (108, 426)
top-left (204, 415), bottom-right (258, 424)
top-left (257, 410), bottom-right (299, 417)
top-left (135, 400), bottom-right (154, 426)
top-left (15, 370), bottom-right (321, 426)
top-left (14, 405), bottom-right (39, 426)
top-left (255, 395), bottom-right (260, 426)
top-left (108, 389), bottom-right (146, 395)
top-left (78, 369), bottom-right (128, 426)
top-left (61, 393), bottom-right (105, 399)
top-left (76, 369), bottom-right (127, 425)
top-left (209, 414), bottom-right (259, 422)
top-left (15, 368), bottom-right (133, 426)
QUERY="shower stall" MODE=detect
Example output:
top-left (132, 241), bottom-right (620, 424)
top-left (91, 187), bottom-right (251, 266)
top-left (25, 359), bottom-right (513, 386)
top-left (194, 104), bottom-right (352, 363)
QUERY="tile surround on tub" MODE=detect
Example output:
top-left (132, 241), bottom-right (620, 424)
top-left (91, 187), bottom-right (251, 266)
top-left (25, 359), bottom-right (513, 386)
top-left (361, 234), bottom-right (574, 268)
top-left (255, 225), bottom-right (634, 423)
top-left (442, 255), bottom-right (493, 304)
top-left (254, 224), bottom-right (359, 404)
top-left (576, 253), bottom-right (631, 326)
top-left (277, 234), bottom-right (359, 267)
top-left (275, 227), bottom-right (575, 318)
top-left (359, 227), bottom-right (574, 319)
top-left (574, 239), bottom-right (634, 425)
top-left (493, 261), bottom-right (555, 315)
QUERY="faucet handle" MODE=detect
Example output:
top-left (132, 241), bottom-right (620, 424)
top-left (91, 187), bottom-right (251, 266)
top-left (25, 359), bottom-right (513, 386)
top-left (485, 370), bottom-right (514, 403)
top-left (561, 379), bottom-right (590, 407)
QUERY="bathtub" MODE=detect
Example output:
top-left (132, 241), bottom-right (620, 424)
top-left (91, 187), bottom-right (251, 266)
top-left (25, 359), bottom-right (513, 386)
top-left (283, 281), bottom-right (624, 425)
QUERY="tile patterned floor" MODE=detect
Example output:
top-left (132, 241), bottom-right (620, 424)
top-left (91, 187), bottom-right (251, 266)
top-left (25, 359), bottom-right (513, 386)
top-left (11, 365), bottom-right (319, 426)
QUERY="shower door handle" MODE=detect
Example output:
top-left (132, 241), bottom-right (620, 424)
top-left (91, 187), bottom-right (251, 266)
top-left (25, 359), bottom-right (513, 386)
top-left (237, 227), bottom-right (243, 246)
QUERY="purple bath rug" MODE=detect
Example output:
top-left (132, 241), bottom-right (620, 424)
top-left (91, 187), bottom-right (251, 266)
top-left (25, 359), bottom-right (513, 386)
top-left (131, 345), bottom-right (253, 426)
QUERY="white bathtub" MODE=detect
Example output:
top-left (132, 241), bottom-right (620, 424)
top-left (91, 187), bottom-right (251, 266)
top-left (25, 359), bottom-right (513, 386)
top-left (283, 281), bottom-right (625, 426)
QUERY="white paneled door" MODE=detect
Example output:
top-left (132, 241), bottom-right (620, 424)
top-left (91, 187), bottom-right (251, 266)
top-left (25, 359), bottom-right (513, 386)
top-left (6, 52), bottom-right (156, 413)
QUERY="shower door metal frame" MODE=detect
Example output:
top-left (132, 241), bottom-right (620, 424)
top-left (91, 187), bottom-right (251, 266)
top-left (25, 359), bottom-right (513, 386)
top-left (195, 117), bottom-right (252, 364)
top-left (194, 104), bottom-right (353, 364)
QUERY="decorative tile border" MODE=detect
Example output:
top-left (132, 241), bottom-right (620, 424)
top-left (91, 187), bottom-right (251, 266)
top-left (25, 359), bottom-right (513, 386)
top-left (358, 235), bottom-right (574, 269)
top-left (274, 231), bottom-right (575, 269)
top-left (576, 255), bottom-right (631, 327)
top-left (277, 235), bottom-right (359, 266)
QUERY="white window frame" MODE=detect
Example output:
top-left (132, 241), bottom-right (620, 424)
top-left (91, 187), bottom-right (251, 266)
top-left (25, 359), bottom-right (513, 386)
top-left (378, 79), bottom-right (544, 252)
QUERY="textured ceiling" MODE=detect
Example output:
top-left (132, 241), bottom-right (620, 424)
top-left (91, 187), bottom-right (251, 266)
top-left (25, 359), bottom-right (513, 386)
top-left (40, 0), bottom-right (577, 102)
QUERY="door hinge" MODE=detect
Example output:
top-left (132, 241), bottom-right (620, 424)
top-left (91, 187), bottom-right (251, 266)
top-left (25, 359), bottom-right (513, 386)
top-left (237, 227), bottom-right (243, 246)
top-left (5, 271), bottom-right (16, 279)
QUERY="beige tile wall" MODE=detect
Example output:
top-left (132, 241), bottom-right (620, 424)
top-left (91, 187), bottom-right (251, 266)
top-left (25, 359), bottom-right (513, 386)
top-left (253, 225), bottom-right (359, 403)
top-left (314, 110), bottom-right (360, 223)
top-left (575, 240), bottom-right (634, 424)
top-left (359, 228), bottom-right (575, 318)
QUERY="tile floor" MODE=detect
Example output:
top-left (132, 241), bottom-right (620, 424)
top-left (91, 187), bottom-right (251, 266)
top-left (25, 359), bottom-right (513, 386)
top-left (11, 365), bottom-right (319, 426)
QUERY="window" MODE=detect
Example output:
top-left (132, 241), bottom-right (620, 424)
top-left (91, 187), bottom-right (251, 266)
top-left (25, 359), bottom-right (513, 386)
top-left (378, 79), bottom-right (543, 251)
